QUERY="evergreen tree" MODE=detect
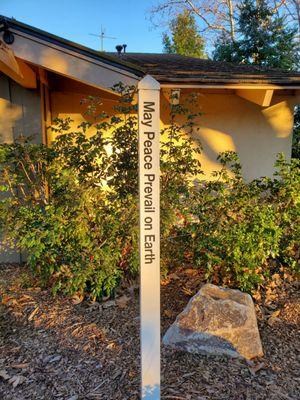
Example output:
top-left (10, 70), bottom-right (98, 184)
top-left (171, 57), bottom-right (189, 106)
top-left (162, 10), bottom-right (206, 58)
top-left (213, 0), bottom-right (299, 70)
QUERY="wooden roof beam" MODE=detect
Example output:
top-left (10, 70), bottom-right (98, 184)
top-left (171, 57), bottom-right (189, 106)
top-left (236, 88), bottom-right (274, 107)
top-left (0, 40), bottom-right (36, 88)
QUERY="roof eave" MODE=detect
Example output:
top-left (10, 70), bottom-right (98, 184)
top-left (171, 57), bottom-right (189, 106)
top-left (0, 16), bottom-right (145, 77)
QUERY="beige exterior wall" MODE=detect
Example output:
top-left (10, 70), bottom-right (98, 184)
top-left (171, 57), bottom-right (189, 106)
top-left (0, 74), bottom-right (42, 144)
top-left (162, 91), bottom-right (295, 181)
top-left (51, 88), bottom-right (296, 181)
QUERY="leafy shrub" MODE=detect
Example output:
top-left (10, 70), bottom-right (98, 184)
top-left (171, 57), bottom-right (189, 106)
top-left (0, 87), bottom-right (202, 298)
top-left (0, 87), bottom-right (299, 296)
top-left (177, 152), bottom-right (299, 291)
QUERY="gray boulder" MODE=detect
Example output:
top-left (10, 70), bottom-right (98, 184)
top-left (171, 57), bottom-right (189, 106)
top-left (163, 283), bottom-right (263, 359)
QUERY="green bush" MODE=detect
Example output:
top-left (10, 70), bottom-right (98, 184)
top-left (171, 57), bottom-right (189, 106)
top-left (0, 87), bottom-right (298, 296)
top-left (177, 152), bottom-right (299, 291)
top-left (0, 87), bottom-right (202, 299)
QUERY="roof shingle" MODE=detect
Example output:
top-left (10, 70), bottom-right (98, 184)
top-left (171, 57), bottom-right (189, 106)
top-left (108, 53), bottom-right (300, 86)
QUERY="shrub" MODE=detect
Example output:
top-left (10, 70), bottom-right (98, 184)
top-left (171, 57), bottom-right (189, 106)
top-left (0, 87), bottom-right (298, 296)
top-left (177, 152), bottom-right (299, 291)
top-left (0, 87), bottom-right (202, 298)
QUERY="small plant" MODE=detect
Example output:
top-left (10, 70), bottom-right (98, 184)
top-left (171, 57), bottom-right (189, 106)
top-left (15, 271), bottom-right (34, 289)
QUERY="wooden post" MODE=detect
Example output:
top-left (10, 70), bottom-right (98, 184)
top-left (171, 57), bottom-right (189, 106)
top-left (138, 75), bottom-right (161, 399)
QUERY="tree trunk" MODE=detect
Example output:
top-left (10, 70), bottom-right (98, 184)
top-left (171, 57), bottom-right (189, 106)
top-left (227, 0), bottom-right (235, 41)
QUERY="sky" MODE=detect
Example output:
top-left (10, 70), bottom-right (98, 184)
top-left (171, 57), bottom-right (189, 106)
top-left (1, 0), bottom-right (164, 53)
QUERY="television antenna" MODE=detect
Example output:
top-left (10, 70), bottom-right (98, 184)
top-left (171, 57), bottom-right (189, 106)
top-left (89, 25), bottom-right (116, 51)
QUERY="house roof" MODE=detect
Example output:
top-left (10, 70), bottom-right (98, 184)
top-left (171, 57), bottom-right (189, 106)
top-left (0, 16), bottom-right (144, 77)
top-left (1, 15), bottom-right (300, 87)
top-left (108, 53), bottom-right (300, 86)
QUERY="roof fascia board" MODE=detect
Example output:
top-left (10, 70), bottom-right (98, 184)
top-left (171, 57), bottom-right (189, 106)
top-left (9, 29), bottom-right (141, 92)
top-left (160, 83), bottom-right (300, 90)
top-left (1, 17), bottom-right (144, 76)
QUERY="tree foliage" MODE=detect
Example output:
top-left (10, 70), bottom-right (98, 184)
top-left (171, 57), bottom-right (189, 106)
top-left (151, 0), bottom-right (296, 47)
top-left (162, 10), bottom-right (206, 57)
top-left (213, 0), bottom-right (299, 70)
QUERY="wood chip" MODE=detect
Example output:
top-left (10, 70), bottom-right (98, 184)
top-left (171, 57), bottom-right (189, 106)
top-left (28, 306), bottom-right (39, 321)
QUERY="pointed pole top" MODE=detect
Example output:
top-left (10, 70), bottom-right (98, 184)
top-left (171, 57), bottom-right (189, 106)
top-left (138, 75), bottom-right (160, 91)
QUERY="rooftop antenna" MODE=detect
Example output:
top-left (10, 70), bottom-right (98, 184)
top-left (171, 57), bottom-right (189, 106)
top-left (89, 25), bottom-right (116, 51)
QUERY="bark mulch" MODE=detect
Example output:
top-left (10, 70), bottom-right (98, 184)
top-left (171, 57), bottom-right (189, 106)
top-left (0, 264), bottom-right (299, 400)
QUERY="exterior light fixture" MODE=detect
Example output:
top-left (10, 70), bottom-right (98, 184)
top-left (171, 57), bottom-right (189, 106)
top-left (171, 89), bottom-right (180, 105)
top-left (3, 30), bottom-right (14, 45)
top-left (0, 19), bottom-right (15, 45)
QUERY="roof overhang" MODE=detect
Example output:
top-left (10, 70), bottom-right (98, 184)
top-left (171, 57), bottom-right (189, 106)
top-left (0, 16), bottom-right (143, 93)
top-left (160, 83), bottom-right (300, 90)
top-left (1, 16), bottom-right (300, 101)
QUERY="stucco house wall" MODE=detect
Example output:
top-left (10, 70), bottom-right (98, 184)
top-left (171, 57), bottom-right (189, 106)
top-left (0, 74), bottom-right (42, 143)
top-left (51, 87), bottom-right (295, 181)
top-left (164, 91), bottom-right (294, 181)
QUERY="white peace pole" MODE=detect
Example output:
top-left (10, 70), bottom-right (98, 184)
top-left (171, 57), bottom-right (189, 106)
top-left (138, 75), bottom-right (161, 400)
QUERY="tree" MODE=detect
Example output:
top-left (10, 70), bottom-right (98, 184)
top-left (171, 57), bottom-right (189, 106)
top-left (162, 10), bottom-right (206, 57)
top-left (282, 0), bottom-right (300, 41)
top-left (151, 0), bottom-right (290, 45)
top-left (213, 0), bottom-right (299, 70)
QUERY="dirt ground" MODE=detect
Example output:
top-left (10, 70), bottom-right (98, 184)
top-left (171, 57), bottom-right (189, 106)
top-left (0, 264), bottom-right (299, 400)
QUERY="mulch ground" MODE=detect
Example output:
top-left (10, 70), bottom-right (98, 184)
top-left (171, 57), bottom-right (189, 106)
top-left (0, 264), bottom-right (299, 400)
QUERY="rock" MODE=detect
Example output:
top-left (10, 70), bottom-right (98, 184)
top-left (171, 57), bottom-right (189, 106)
top-left (163, 283), bottom-right (263, 359)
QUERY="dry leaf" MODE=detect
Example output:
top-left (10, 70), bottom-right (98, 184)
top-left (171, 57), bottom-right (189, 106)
top-left (182, 286), bottom-right (193, 296)
top-left (268, 316), bottom-right (280, 326)
top-left (169, 273), bottom-right (180, 280)
top-left (8, 375), bottom-right (26, 388)
top-left (28, 306), bottom-right (39, 321)
top-left (72, 295), bottom-right (84, 305)
top-left (0, 369), bottom-right (10, 380)
top-left (184, 269), bottom-right (198, 276)
top-left (270, 310), bottom-right (281, 318)
top-left (161, 277), bottom-right (171, 286)
top-left (164, 309), bottom-right (174, 318)
top-left (11, 363), bottom-right (29, 369)
top-left (1, 295), bottom-right (18, 307)
top-left (249, 362), bottom-right (266, 376)
top-left (252, 291), bottom-right (262, 302)
top-left (19, 295), bottom-right (34, 302)
top-left (116, 295), bottom-right (130, 309)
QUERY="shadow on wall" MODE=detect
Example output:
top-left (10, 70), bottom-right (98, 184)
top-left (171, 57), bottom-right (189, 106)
top-left (0, 75), bottom-right (42, 144)
top-left (160, 91), bottom-right (294, 181)
top-left (0, 99), bottom-right (22, 142)
top-left (49, 87), bottom-right (294, 182)
top-left (49, 91), bottom-right (119, 141)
